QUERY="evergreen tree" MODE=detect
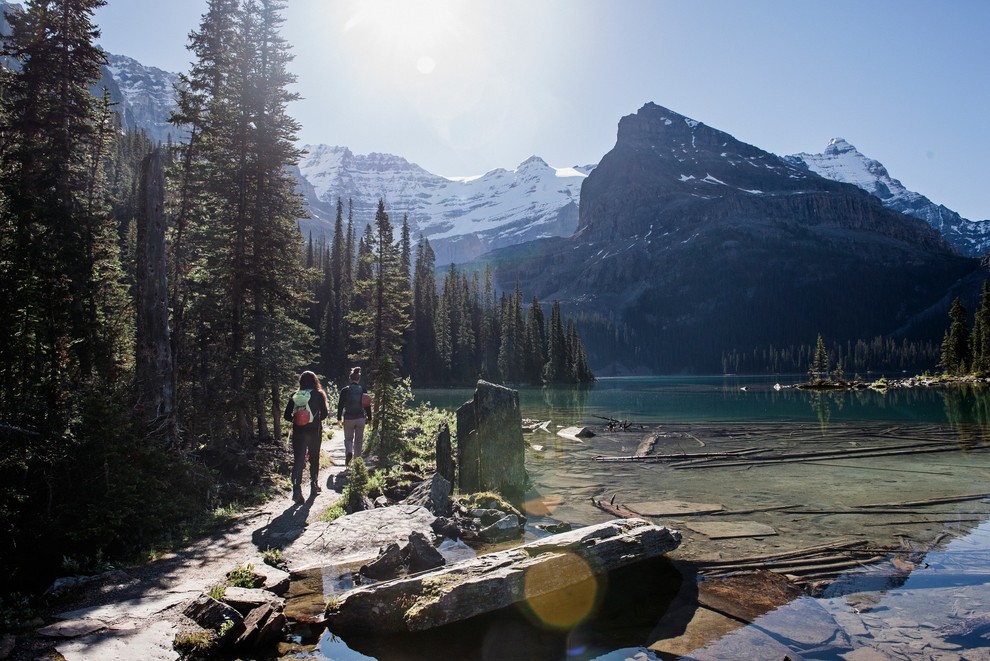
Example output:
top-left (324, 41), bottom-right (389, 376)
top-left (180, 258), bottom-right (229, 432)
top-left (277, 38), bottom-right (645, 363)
top-left (971, 281), bottom-right (990, 375)
top-left (410, 235), bottom-right (438, 383)
top-left (543, 300), bottom-right (568, 383)
top-left (321, 198), bottom-right (349, 383)
top-left (938, 297), bottom-right (970, 376)
top-left (524, 297), bottom-right (547, 384)
top-left (348, 199), bottom-right (411, 457)
top-left (168, 0), bottom-right (311, 443)
top-left (809, 333), bottom-right (829, 383)
top-left (0, 0), bottom-right (127, 429)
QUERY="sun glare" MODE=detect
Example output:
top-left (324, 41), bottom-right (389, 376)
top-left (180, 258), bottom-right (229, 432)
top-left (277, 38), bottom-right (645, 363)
top-left (344, 0), bottom-right (464, 76)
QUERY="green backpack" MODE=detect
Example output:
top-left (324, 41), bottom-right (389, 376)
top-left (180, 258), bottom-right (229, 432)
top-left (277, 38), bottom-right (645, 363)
top-left (292, 389), bottom-right (314, 426)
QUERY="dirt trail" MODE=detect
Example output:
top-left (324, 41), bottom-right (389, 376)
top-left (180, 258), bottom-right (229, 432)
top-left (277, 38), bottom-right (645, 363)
top-left (14, 429), bottom-right (351, 660)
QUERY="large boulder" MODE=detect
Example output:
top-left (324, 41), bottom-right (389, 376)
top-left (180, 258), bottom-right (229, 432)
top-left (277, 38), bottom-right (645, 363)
top-left (456, 380), bottom-right (527, 506)
top-left (403, 472), bottom-right (452, 516)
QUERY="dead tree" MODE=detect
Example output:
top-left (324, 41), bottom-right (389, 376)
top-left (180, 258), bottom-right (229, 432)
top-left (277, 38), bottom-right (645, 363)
top-left (135, 148), bottom-right (178, 447)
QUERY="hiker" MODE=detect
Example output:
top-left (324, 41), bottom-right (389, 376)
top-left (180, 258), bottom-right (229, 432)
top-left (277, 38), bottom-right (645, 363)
top-left (283, 370), bottom-right (330, 504)
top-left (337, 366), bottom-right (372, 465)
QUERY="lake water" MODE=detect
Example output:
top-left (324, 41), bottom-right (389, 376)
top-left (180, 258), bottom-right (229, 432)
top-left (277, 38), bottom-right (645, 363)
top-left (286, 376), bottom-right (990, 660)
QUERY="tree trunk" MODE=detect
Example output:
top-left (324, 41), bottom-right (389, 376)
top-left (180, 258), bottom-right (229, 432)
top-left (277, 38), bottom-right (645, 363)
top-left (135, 148), bottom-right (177, 446)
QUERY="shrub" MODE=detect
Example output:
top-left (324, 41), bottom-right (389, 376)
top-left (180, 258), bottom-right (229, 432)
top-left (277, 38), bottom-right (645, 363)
top-left (344, 459), bottom-right (370, 513)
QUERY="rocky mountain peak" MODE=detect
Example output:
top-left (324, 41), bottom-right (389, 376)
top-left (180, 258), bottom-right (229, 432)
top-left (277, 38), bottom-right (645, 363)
top-left (825, 137), bottom-right (856, 154)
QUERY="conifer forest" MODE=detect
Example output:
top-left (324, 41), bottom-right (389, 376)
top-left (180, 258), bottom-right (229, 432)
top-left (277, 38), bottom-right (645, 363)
top-left (0, 0), bottom-right (592, 593)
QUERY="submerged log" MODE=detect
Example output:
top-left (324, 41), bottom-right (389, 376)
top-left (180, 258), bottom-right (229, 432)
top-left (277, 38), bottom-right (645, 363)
top-left (324, 518), bottom-right (681, 635)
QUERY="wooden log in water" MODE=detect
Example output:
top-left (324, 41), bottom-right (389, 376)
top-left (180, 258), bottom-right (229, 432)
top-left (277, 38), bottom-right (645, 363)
top-left (672, 443), bottom-right (981, 469)
top-left (595, 448), bottom-right (762, 463)
top-left (324, 518), bottom-right (682, 635)
top-left (854, 492), bottom-right (990, 509)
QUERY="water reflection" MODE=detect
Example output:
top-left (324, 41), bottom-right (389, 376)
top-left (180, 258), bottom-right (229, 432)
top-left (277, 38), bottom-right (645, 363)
top-left (415, 376), bottom-right (990, 428)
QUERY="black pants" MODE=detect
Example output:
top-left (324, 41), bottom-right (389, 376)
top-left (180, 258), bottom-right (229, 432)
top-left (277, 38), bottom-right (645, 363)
top-left (291, 424), bottom-right (322, 486)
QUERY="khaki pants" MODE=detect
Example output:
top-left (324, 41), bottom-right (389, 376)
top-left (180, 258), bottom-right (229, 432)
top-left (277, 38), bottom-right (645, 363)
top-left (343, 417), bottom-right (366, 459)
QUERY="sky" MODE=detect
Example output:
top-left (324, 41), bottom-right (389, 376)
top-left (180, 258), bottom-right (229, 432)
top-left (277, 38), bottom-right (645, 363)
top-left (93, 0), bottom-right (990, 221)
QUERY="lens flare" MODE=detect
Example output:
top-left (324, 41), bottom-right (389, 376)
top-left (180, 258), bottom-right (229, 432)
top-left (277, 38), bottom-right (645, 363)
top-left (522, 552), bottom-right (600, 630)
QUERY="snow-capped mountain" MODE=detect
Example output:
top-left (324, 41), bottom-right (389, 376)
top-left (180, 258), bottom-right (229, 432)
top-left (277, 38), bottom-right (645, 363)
top-left (297, 145), bottom-right (594, 264)
top-left (785, 138), bottom-right (990, 257)
top-left (0, 2), bottom-right (181, 145)
top-left (100, 53), bottom-right (182, 145)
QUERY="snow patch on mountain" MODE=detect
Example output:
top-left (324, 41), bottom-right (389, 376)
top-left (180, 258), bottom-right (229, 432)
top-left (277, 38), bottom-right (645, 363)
top-left (297, 146), bottom-right (594, 264)
top-left (103, 53), bottom-right (181, 145)
top-left (786, 138), bottom-right (990, 257)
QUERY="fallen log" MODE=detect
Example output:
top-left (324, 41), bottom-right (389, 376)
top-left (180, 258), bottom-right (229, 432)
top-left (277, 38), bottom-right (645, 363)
top-left (854, 492), bottom-right (990, 509)
top-left (595, 448), bottom-right (762, 463)
top-left (324, 518), bottom-right (681, 635)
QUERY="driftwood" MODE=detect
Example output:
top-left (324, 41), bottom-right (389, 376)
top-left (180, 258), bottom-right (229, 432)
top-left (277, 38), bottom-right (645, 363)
top-left (669, 442), bottom-right (986, 469)
top-left (324, 518), bottom-right (681, 635)
top-left (595, 447), bottom-right (762, 463)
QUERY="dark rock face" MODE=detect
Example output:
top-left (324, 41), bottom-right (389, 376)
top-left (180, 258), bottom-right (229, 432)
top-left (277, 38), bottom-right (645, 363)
top-left (403, 472), bottom-right (452, 517)
top-left (456, 381), bottom-right (527, 506)
top-left (491, 103), bottom-right (980, 373)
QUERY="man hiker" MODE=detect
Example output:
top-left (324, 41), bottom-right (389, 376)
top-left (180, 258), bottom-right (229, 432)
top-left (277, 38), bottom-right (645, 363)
top-left (337, 366), bottom-right (371, 465)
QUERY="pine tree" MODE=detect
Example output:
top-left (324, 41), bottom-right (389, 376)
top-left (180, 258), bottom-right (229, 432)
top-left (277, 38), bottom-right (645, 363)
top-left (524, 297), bottom-right (547, 384)
top-left (543, 300), bottom-right (568, 383)
top-left (168, 0), bottom-right (311, 443)
top-left (321, 198), bottom-right (349, 383)
top-left (971, 281), bottom-right (990, 376)
top-left (410, 235), bottom-right (438, 383)
top-left (348, 199), bottom-right (411, 457)
top-left (809, 334), bottom-right (829, 383)
top-left (0, 0), bottom-right (126, 430)
top-left (938, 297), bottom-right (970, 376)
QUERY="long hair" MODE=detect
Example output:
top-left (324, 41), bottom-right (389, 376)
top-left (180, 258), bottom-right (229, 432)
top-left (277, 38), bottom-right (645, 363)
top-left (298, 370), bottom-right (324, 395)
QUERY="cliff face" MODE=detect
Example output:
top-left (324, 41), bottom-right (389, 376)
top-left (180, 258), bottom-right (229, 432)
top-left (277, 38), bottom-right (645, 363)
top-left (576, 103), bottom-right (952, 252)
top-left (490, 103), bottom-right (978, 373)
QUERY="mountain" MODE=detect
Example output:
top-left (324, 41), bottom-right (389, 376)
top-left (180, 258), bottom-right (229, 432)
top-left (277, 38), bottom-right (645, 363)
top-left (785, 138), bottom-right (990, 257)
top-left (297, 145), bottom-right (593, 264)
top-left (99, 53), bottom-right (182, 145)
top-left (0, 1), bottom-right (181, 145)
top-left (485, 103), bottom-right (980, 373)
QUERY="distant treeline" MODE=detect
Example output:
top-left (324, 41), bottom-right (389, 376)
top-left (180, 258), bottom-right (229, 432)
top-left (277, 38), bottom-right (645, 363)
top-left (304, 221), bottom-right (595, 388)
top-left (720, 337), bottom-right (940, 376)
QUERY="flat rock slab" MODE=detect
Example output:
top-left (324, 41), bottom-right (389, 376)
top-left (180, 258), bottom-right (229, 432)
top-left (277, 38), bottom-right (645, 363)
top-left (626, 500), bottom-right (725, 517)
top-left (287, 505), bottom-right (437, 569)
top-left (684, 521), bottom-right (777, 539)
top-left (326, 518), bottom-right (681, 635)
top-left (56, 590), bottom-right (198, 622)
top-left (37, 618), bottom-right (109, 638)
top-left (650, 606), bottom-right (744, 658)
top-left (55, 620), bottom-right (177, 661)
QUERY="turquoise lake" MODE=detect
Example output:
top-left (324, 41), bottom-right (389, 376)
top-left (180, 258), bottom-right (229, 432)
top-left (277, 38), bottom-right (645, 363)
top-left (293, 376), bottom-right (990, 660)
top-left (414, 374), bottom-right (987, 425)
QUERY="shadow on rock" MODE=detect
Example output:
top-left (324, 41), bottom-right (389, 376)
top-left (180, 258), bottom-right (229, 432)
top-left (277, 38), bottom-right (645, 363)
top-left (252, 499), bottom-right (314, 551)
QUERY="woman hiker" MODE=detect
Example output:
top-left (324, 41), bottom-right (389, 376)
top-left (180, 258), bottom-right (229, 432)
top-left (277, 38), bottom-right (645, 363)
top-left (283, 370), bottom-right (330, 504)
top-left (337, 366), bottom-right (372, 465)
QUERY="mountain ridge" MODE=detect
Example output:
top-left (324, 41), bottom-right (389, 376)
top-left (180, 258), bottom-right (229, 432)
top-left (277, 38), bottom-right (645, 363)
top-left (485, 103), bottom-right (979, 373)
top-left (785, 138), bottom-right (990, 257)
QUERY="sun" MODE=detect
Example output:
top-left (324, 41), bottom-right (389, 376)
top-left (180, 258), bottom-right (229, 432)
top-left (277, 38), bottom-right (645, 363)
top-left (344, 0), bottom-right (464, 75)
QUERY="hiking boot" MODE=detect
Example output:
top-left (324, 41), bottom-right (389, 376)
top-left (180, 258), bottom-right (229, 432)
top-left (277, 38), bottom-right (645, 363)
top-left (292, 484), bottom-right (304, 504)
top-left (310, 481), bottom-right (322, 495)
top-left (345, 452), bottom-right (352, 466)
